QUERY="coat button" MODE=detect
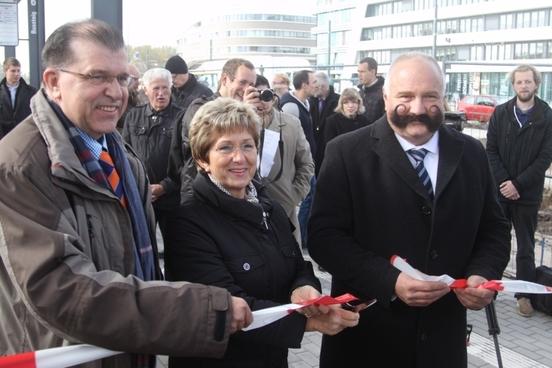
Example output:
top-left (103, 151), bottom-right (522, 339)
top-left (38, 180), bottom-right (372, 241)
top-left (243, 263), bottom-right (251, 271)
top-left (430, 249), bottom-right (438, 260)
top-left (421, 206), bottom-right (432, 215)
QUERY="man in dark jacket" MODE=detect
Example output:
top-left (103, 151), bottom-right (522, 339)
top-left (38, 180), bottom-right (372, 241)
top-left (309, 52), bottom-right (510, 368)
top-left (309, 71), bottom-right (339, 175)
top-left (486, 64), bottom-right (552, 318)
top-left (165, 55), bottom-right (213, 110)
top-left (123, 67), bottom-right (182, 249)
top-left (0, 57), bottom-right (37, 139)
top-left (357, 56), bottom-right (385, 124)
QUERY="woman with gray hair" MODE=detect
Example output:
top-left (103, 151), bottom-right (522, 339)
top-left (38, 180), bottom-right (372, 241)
top-left (320, 88), bottom-right (370, 166)
top-left (165, 97), bottom-right (359, 368)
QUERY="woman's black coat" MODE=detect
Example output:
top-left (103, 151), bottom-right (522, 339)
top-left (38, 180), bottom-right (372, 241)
top-left (165, 172), bottom-right (320, 368)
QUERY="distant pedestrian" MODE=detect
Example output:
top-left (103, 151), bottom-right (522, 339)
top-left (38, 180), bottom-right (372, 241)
top-left (309, 71), bottom-right (339, 175)
top-left (321, 88), bottom-right (370, 167)
top-left (487, 64), bottom-right (552, 317)
top-left (272, 72), bottom-right (291, 97)
top-left (357, 56), bottom-right (385, 124)
top-left (165, 55), bottom-right (213, 110)
top-left (0, 57), bottom-right (37, 139)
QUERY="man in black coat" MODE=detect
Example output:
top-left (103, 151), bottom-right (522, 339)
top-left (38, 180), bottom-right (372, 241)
top-left (309, 71), bottom-right (339, 175)
top-left (165, 55), bottom-right (213, 111)
top-left (0, 57), bottom-right (37, 139)
top-left (357, 56), bottom-right (385, 124)
top-left (308, 53), bottom-right (511, 368)
top-left (486, 64), bottom-right (552, 318)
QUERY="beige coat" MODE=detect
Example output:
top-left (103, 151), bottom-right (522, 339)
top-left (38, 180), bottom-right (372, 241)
top-left (0, 91), bottom-right (233, 367)
top-left (262, 109), bottom-right (314, 241)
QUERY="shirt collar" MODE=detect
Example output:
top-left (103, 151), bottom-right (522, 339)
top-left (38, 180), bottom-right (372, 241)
top-left (395, 130), bottom-right (439, 155)
top-left (76, 128), bottom-right (106, 160)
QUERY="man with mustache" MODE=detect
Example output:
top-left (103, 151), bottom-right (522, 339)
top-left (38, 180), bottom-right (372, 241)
top-left (487, 64), bottom-right (552, 318)
top-left (308, 52), bottom-right (510, 368)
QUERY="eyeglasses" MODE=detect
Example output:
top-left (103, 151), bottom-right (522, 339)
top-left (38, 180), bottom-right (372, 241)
top-left (59, 69), bottom-right (133, 87)
top-left (214, 142), bottom-right (257, 156)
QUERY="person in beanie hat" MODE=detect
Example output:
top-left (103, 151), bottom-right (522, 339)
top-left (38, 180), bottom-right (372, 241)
top-left (165, 55), bottom-right (213, 110)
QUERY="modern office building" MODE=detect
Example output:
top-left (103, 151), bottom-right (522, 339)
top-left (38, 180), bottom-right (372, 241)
top-left (176, 6), bottom-right (316, 87)
top-left (313, 0), bottom-right (552, 102)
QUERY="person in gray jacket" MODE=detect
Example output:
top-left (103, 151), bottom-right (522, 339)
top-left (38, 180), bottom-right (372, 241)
top-left (255, 75), bottom-right (314, 244)
top-left (0, 19), bottom-right (251, 367)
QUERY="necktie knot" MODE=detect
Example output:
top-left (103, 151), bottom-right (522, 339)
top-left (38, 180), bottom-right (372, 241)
top-left (408, 148), bottom-right (429, 164)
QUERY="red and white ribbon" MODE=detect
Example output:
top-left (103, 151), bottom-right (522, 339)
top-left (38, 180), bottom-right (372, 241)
top-left (244, 293), bottom-right (360, 331)
top-left (391, 255), bottom-right (552, 294)
top-left (0, 344), bottom-right (121, 368)
top-left (0, 294), bottom-right (360, 367)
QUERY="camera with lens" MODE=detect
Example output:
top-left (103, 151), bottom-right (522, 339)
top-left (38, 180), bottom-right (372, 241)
top-left (258, 89), bottom-right (275, 102)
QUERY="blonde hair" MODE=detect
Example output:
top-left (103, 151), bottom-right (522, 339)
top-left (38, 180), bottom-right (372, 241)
top-left (189, 98), bottom-right (260, 166)
top-left (335, 88), bottom-right (365, 115)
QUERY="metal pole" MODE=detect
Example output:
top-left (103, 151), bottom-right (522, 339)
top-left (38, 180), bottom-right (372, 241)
top-left (327, 20), bottom-right (331, 75)
top-left (27, 0), bottom-right (45, 89)
top-left (485, 301), bottom-right (504, 368)
top-left (432, 0), bottom-right (438, 58)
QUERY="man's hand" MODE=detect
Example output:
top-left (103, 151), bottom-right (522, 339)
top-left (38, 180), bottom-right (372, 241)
top-left (500, 180), bottom-right (519, 200)
top-left (230, 296), bottom-right (253, 333)
top-left (453, 275), bottom-right (495, 310)
top-left (243, 86), bottom-right (261, 108)
top-left (305, 305), bottom-right (360, 335)
top-left (394, 272), bottom-right (450, 307)
top-left (150, 184), bottom-right (165, 202)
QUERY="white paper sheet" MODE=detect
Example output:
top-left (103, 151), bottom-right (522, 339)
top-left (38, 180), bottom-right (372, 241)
top-left (259, 129), bottom-right (280, 178)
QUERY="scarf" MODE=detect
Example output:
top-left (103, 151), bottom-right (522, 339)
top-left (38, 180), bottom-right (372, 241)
top-left (49, 101), bottom-right (157, 282)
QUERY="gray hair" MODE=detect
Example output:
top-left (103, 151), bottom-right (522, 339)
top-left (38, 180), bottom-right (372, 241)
top-left (314, 71), bottom-right (330, 86)
top-left (509, 64), bottom-right (541, 86)
top-left (383, 52), bottom-right (445, 95)
top-left (142, 68), bottom-right (172, 88)
top-left (41, 19), bottom-right (125, 69)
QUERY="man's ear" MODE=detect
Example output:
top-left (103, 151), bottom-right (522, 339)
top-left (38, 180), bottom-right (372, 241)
top-left (42, 68), bottom-right (61, 101)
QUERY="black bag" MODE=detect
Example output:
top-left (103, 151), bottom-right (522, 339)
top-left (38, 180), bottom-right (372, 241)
top-left (531, 265), bottom-right (552, 315)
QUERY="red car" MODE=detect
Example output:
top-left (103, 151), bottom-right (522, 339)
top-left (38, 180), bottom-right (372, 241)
top-left (457, 95), bottom-right (497, 123)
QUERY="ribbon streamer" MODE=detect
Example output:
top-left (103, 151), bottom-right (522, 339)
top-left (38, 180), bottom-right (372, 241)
top-left (391, 255), bottom-right (552, 294)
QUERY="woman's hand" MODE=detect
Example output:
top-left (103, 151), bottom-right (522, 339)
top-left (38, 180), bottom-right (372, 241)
top-left (291, 285), bottom-right (329, 318)
top-left (305, 306), bottom-right (360, 335)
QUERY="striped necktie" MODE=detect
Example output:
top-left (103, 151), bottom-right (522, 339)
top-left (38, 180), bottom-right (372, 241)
top-left (99, 149), bottom-right (127, 207)
top-left (407, 148), bottom-right (434, 200)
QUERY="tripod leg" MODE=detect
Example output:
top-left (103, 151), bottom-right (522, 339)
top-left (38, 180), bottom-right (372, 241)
top-left (485, 301), bottom-right (503, 368)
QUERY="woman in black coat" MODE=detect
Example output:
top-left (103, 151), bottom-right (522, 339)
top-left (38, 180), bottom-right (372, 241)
top-left (320, 88), bottom-right (370, 166)
top-left (165, 97), bottom-right (359, 368)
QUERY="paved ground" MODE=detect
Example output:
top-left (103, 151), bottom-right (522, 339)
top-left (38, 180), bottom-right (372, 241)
top-left (155, 229), bottom-right (552, 368)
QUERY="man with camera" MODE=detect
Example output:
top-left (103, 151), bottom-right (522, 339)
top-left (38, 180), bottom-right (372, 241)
top-left (255, 75), bottom-right (314, 244)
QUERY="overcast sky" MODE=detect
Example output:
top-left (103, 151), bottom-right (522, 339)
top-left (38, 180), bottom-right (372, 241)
top-left (2, 0), bottom-right (315, 77)
top-left (13, 0), bottom-right (316, 47)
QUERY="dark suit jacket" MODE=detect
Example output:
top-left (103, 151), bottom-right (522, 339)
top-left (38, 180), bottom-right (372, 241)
top-left (0, 77), bottom-right (37, 139)
top-left (308, 116), bottom-right (511, 368)
top-left (309, 87), bottom-right (339, 175)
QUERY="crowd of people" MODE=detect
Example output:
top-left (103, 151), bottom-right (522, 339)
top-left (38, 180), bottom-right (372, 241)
top-left (1, 17), bottom-right (551, 368)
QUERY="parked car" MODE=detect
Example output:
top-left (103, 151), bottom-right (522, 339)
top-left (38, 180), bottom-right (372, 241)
top-left (443, 111), bottom-right (466, 132)
top-left (457, 95), bottom-right (497, 123)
